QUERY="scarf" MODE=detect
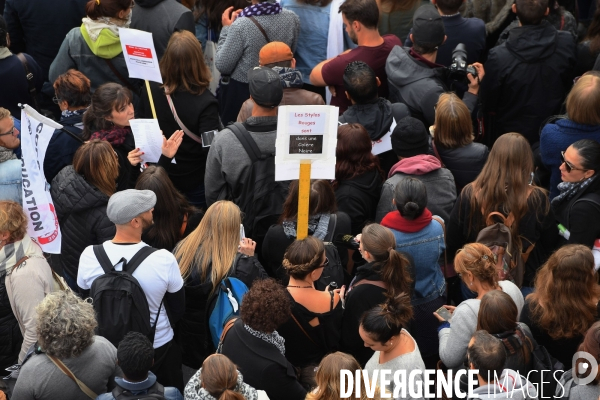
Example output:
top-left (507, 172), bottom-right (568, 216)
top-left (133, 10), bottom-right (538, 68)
top-left (244, 324), bottom-right (286, 356)
top-left (381, 208), bottom-right (433, 233)
top-left (272, 67), bottom-right (303, 88)
top-left (90, 126), bottom-right (131, 146)
top-left (0, 47), bottom-right (12, 60)
top-left (81, 16), bottom-right (131, 41)
top-left (61, 108), bottom-right (87, 119)
top-left (551, 176), bottom-right (596, 207)
top-left (0, 146), bottom-right (16, 164)
top-left (239, 0), bottom-right (281, 17)
top-left (282, 213), bottom-right (330, 240)
top-left (184, 368), bottom-right (258, 400)
top-left (0, 234), bottom-right (44, 275)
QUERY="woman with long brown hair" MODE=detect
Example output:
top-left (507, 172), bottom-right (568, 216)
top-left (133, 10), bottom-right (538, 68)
top-left (135, 166), bottom-right (201, 251)
top-left (334, 123), bottom-right (384, 235)
top-left (184, 354), bottom-right (268, 400)
top-left (434, 243), bottom-right (524, 369)
top-left (340, 223), bottom-right (414, 366)
top-left (520, 244), bottom-right (600, 367)
top-left (142, 30), bottom-right (221, 209)
top-left (50, 140), bottom-right (118, 291)
top-left (446, 132), bottom-right (555, 292)
top-left (431, 93), bottom-right (488, 193)
top-left (172, 201), bottom-right (267, 372)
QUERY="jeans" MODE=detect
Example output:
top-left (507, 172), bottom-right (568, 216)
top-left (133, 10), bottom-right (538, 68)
top-left (0, 159), bottom-right (22, 204)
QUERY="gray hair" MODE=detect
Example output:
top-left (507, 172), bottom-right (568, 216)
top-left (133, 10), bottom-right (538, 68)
top-left (36, 291), bottom-right (97, 358)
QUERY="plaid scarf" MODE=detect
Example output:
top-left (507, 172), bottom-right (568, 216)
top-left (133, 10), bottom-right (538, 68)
top-left (90, 126), bottom-right (131, 146)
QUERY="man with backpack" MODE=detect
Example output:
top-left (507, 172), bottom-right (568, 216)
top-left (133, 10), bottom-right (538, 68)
top-left (96, 332), bottom-right (183, 400)
top-left (77, 189), bottom-right (185, 392)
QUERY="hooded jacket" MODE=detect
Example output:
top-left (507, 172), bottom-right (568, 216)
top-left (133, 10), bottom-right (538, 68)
top-left (376, 155), bottom-right (457, 223)
top-left (386, 46), bottom-right (478, 127)
top-left (479, 21), bottom-right (576, 145)
top-left (131, 0), bottom-right (194, 60)
top-left (335, 169), bottom-right (383, 235)
top-left (50, 165), bottom-right (116, 280)
top-left (468, 369), bottom-right (538, 399)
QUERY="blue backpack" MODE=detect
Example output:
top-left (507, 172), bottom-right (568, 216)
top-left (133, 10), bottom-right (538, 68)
top-left (207, 255), bottom-right (249, 349)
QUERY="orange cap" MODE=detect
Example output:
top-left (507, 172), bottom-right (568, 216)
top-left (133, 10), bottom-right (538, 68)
top-left (259, 42), bottom-right (293, 66)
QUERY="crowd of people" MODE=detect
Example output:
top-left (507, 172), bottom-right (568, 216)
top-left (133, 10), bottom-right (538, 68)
top-left (2, 0), bottom-right (600, 398)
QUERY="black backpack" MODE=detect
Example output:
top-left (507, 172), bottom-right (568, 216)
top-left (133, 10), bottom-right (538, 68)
top-left (315, 214), bottom-right (346, 291)
top-left (90, 245), bottom-right (163, 348)
top-left (527, 342), bottom-right (565, 399)
top-left (112, 382), bottom-right (166, 400)
top-left (228, 122), bottom-right (290, 246)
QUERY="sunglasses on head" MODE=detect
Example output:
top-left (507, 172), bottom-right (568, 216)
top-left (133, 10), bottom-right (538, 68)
top-left (561, 151), bottom-right (588, 173)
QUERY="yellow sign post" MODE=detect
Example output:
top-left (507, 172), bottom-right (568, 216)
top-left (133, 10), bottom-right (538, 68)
top-left (297, 161), bottom-right (312, 240)
top-left (145, 80), bottom-right (157, 119)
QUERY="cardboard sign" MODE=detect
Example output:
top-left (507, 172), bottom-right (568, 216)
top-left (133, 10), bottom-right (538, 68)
top-left (119, 28), bottom-right (162, 83)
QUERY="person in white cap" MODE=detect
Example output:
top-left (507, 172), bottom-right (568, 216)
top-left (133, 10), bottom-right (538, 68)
top-left (77, 189), bottom-right (185, 392)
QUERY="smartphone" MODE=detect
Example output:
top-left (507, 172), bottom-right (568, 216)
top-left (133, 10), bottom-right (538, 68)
top-left (201, 130), bottom-right (218, 147)
top-left (435, 306), bottom-right (452, 322)
top-left (240, 224), bottom-right (245, 240)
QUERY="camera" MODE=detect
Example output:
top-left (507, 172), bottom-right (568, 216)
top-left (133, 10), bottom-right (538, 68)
top-left (448, 44), bottom-right (477, 82)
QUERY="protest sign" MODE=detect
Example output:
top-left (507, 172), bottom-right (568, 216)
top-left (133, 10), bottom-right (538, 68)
top-left (20, 105), bottom-right (62, 254)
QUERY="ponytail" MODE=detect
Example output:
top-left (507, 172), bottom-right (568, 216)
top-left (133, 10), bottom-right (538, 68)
top-left (360, 293), bottom-right (413, 344)
top-left (85, 0), bottom-right (132, 20)
top-left (219, 390), bottom-right (245, 400)
top-left (361, 224), bottom-right (412, 299)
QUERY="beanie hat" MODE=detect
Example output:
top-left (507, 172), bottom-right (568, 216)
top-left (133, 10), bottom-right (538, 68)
top-left (391, 117), bottom-right (429, 158)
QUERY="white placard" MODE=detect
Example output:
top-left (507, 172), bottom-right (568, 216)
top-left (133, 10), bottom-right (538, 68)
top-left (20, 105), bottom-right (62, 254)
top-left (371, 118), bottom-right (397, 155)
top-left (118, 28), bottom-right (162, 83)
top-left (275, 105), bottom-right (338, 180)
top-left (129, 119), bottom-right (163, 163)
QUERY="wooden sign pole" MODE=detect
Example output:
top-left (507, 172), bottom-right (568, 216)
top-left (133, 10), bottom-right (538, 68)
top-left (296, 160), bottom-right (312, 240)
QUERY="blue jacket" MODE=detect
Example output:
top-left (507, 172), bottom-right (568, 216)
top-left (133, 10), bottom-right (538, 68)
top-left (385, 216), bottom-right (446, 305)
top-left (0, 52), bottom-right (43, 117)
top-left (540, 118), bottom-right (600, 199)
top-left (96, 372), bottom-right (182, 400)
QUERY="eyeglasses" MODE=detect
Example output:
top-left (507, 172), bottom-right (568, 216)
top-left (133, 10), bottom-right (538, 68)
top-left (561, 151), bottom-right (588, 173)
top-left (0, 125), bottom-right (15, 136)
top-left (318, 257), bottom-right (329, 269)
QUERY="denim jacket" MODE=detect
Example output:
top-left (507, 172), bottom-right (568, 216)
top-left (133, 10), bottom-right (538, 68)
top-left (389, 220), bottom-right (446, 306)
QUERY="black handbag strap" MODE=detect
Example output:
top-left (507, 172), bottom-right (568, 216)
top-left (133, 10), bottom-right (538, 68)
top-left (16, 53), bottom-right (40, 110)
top-left (324, 214), bottom-right (337, 242)
top-left (247, 16), bottom-right (270, 43)
top-left (103, 58), bottom-right (137, 93)
top-left (229, 122), bottom-right (262, 163)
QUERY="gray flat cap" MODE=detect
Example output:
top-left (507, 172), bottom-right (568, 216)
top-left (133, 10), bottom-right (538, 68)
top-left (107, 189), bottom-right (156, 225)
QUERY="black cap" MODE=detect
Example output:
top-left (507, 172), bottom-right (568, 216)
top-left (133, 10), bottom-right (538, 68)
top-left (412, 5), bottom-right (445, 47)
top-left (248, 66), bottom-right (284, 108)
top-left (391, 117), bottom-right (429, 158)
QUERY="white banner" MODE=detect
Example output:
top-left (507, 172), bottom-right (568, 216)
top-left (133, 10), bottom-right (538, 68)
top-left (20, 105), bottom-right (62, 254)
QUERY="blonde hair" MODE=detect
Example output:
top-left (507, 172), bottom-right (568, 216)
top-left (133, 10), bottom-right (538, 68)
top-left (0, 107), bottom-right (10, 121)
top-left (309, 352), bottom-right (383, 400)
top-left (566, 73), bottom-right (600, 125)
top-left (0, 201), bottom-right (28, 242)
top-left (173, 201), bottom-right (241, 292)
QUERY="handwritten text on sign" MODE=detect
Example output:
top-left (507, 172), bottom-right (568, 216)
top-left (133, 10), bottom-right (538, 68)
top-left (288, 112), bottom-right (325, 155)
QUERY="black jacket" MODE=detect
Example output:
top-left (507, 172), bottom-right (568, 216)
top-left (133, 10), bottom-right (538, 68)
top-left (335, 169), bottom-right (384, 235)
top-left (4, 0), bottom-right (88, 80)
top-left (0, 273), bottom-right (22, 376)
top-left (436, 142), bottom-right (489, 193)
top-left (261, 212), bottom-right (352, 279)
top-left (479, 21), bottom-right (576, 145)
top-left (143, 82), bottom-right (221, 194)
top-left (386, 46), bottom-right (478, 128)
top-left (0, 53), bottom-right (43, 118)
top-left (50, 166), bottom-right (116, 280)
top-left (43, 113), bottom-right (84, 184)
top-left (339, 99), bottom-right (410, 174)
top-left (221, 319), bottom-right (307, 400)
top-left (131, 0), bottom-right (195, 60)
top-left (176, 254), bottom-right (267, 369)
top-left (553, 176), bottom-right (600, 248)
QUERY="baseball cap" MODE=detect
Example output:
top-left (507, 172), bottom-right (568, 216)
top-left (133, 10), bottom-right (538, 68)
top-left (412, 5), bottom-right (445, 47)
top-left (259, 42), bottom-right (293, 66)
top-left (248, 66), bottom-right (283, 108)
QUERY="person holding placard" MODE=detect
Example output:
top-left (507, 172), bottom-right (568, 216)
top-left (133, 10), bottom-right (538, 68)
top-left (49, 0), bottom-right (139, 95)
top-left (141, 31), bottom-right (221, 209)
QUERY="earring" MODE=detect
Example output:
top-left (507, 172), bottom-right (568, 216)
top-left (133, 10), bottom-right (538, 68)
top-left (470, 281), bottom-right (473, 286)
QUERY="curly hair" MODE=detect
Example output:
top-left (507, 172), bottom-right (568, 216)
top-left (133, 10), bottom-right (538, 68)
top-left (36, 291), bottom-right (97, 359)
top-left (0, 201), bottom-right (28, 242)
top-left (241, 279), bottom-right (291, 333)
top-left (528, 244), bottom-right (600, 340)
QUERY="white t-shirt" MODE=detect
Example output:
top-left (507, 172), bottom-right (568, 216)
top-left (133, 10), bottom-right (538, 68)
top-left (77, 241), bottom-right (184, 349)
